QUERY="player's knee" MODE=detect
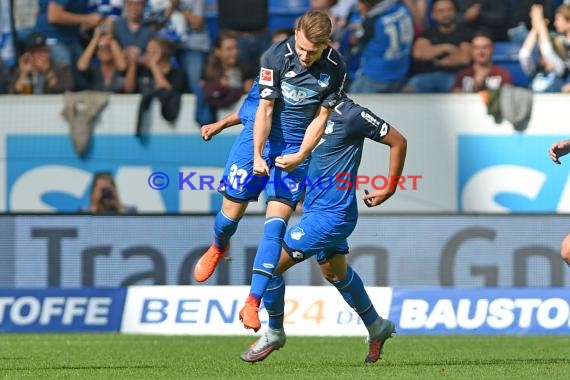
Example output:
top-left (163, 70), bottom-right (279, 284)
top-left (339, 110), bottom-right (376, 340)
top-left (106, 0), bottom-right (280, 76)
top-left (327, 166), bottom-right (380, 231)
top-left (561, 234), bottom-right (570, 265)
top-left (320, 262), bottom-right (341, 282)
top-left (222, 199), bottom-right (247, 220)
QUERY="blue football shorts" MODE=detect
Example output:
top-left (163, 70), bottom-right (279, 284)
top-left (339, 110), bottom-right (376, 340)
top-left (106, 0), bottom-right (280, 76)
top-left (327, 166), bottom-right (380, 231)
top-left (218, 130), bottom-right (266, 203)
top-left (219, 136), bottom-right (309, 208)
top-left (264, 142), bottom-right (310, 208)
top-left (283, 212), bottom-right (357, 264)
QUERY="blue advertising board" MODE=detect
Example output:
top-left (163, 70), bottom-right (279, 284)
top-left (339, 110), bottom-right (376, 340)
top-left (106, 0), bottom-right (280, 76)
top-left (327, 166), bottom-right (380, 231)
top-left (458, 135), bottom-right (570, 212)
top-left (0, 288), bottom-right (127, 332)
top-left (390, 288), bottom-right (570, 335)
top-left (6, 134), bottom-right (236, 212)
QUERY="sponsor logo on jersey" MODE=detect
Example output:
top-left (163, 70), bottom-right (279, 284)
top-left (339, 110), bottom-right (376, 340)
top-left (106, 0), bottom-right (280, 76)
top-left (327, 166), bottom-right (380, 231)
top-left (324, 120), bottom-right (335, 134)
top-left (260, 88), bottom-right (273, 98)
top-left (260, 68), bottom-right (273, 86)
top-left (318, 73), bottom-right (330, 88)
top-left (290, 227), bottom-right (305, 241)
top-left (361, 111), bottom-right (381, 127)
top-left (281, 82), bottom-right (318, 105)
top-left (285, 71), bottom-right (297, 78)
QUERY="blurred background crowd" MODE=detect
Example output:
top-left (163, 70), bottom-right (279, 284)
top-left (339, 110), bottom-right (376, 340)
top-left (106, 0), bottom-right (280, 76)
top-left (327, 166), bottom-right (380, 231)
top-left (1, 0), bottom-right (570, 125)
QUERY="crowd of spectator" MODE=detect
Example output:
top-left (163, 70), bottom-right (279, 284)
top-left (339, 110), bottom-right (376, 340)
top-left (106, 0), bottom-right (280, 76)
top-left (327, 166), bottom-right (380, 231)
top-left (1, 0), bottom-right (570, 124)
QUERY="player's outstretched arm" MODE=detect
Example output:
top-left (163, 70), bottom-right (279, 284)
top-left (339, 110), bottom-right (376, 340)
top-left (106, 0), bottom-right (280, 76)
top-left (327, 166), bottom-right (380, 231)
top-left (275, 106), bottom-right (332, 172)
top-left (253, 99), bottom-right (274, 176)
top-left (201, 111), bottom-right (241, 141)
top-left (549, 139), bottom-right (570, 164)
top-left (363, 126), bottom-right (407, 207)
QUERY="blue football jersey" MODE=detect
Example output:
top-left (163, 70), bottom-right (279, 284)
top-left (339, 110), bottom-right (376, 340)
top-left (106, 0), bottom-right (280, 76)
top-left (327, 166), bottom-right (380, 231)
top-left (237, 80), bottom-right (260, 131)
top-left (303, 95), bottom-right (390, 221)
top-left (257, 36), bottom-right (347, 147)
top-left (358, 2), bottom-right (413, 82)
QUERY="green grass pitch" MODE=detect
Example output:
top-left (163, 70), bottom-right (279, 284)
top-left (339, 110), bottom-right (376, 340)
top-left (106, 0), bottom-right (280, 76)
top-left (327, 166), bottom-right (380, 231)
top-left (0, 334), bottom-right (568, 379)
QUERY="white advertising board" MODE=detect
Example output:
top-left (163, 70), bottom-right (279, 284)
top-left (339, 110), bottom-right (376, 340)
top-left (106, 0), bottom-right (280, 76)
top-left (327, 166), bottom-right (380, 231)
top-left (121, 285), bottom-right (393, 336)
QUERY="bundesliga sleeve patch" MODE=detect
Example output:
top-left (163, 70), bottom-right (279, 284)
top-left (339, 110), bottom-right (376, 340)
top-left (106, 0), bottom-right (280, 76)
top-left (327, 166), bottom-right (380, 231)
top-left (259, 68), bottom-right (274, 86)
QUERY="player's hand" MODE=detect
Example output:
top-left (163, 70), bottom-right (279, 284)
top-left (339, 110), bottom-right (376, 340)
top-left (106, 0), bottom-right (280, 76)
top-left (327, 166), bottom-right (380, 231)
top-left (253, 157), bottom-right (270, 176)
top-left (275, 153), bottom-right (303, 173)
top-left (201, 122), bottom-right (224, 141)
top-left (363, 189), bottom-right (395, 208)
top-left (550, 140), bottom-right (570, 164)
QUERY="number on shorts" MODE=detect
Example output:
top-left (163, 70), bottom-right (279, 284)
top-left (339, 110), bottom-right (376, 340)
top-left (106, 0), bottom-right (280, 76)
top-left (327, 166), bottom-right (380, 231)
top-left (227, 164), bottom-right (248, 190)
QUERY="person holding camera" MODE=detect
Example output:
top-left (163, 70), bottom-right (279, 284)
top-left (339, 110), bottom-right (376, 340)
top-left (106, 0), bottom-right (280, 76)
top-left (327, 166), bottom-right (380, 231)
top-left (89, 172), bottom-right (136, 214)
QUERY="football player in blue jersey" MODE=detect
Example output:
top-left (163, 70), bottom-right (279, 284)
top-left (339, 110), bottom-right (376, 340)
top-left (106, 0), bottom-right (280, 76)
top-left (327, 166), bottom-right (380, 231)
top-left (192, 35), bottom-right (298, 286)
top-left (194, 89), bottom-right (407, 363)
top-left (192, 80), bottom-right (265, 284)
top-left (242, 10), bottom-right (347, 332)
top-left (193, 10), bottom-right (348, 332)
top-left (239, 94), bottom-right (407, 364)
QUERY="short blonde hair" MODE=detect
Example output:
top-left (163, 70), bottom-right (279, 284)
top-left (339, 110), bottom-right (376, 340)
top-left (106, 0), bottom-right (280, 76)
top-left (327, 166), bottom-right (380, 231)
top-left (296, 10), bottom-right (332, 45)
top-left (556, 4), bottom-right (570, 21)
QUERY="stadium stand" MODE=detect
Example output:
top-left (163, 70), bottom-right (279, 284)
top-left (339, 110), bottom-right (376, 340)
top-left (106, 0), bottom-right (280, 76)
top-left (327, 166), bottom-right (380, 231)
top-left (204, 0), bottom-right (309, 40)
top-left (268, 0), bottom-right (309, 30)
top-left (8, 0), bottom-right (570, 94)
top-left (492, 41), bottom-right (530, 87)
top-left (205, 0), bottom-right (220, 40)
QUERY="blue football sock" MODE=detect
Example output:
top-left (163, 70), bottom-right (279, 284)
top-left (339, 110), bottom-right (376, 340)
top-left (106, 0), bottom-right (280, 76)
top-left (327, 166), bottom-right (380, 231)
top-left (329, 265), bottom-right (379, 327)
top-left (213, 210), bottom-right (239, 249)
top-left (263, 276), bottom-right (285, 329)
top-left (249, 217), bottom-right (287, 300)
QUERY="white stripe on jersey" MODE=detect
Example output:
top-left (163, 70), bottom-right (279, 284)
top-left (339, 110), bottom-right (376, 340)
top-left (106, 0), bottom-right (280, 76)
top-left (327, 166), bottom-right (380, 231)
top-left (326, 49), bottom-right (338, 65)
top-left (334, 101), bottom-right (344, 115)
top-left (285, 43), bottom-right (294, 57)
